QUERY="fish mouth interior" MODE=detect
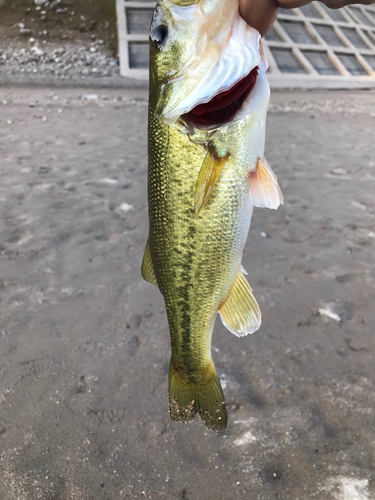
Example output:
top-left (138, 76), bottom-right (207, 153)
top-left (181, 66), bottom-right (259, 129)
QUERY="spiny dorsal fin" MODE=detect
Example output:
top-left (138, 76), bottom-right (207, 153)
top-left (141, 240), bottom-right (158, 288)
top-left (249, 157), bottom-right (284, 210)
top-left (195, 146), bottom-right (229, 217)
top-left (219, 266), bottom-right (261, 336)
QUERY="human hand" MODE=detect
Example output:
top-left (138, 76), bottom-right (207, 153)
top-left (239, 0), bottom-right (375, 37)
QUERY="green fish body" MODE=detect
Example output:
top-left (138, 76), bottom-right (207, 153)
top-left (142, 0), bottom-right (283, 431)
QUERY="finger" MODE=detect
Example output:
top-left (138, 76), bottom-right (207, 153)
top-left (239, 0), bottom-right (279, 37)
top-left (239, 0), bottom-right (315, 37)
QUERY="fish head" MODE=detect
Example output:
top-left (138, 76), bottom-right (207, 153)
top-left (149, 0), bottom-right (269, 132)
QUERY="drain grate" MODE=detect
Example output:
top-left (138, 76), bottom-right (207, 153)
top-left (303, 50), bottom-right (340, 75)
top-left (312, 24), bottom-right (346, 47)
top-left (116, 0), bottom-right (375, 87)
top-left (271, 48), bottom-right (307, 74)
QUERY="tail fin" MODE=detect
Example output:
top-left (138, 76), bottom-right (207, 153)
top-left (169, 364), bottom-right (228, 432)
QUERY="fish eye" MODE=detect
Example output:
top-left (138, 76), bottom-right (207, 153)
top-left (150, 25), bottom-right (168, 49)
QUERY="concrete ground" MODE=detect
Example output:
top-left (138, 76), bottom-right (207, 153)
top-left (0, 86), bottom-right (375, 500)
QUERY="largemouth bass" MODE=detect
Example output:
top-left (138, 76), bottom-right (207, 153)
top-left (142, 0), bottom-right (283, 431)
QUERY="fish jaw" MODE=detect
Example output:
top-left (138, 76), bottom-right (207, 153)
top-left (151, 0), bottom-right (262, 126)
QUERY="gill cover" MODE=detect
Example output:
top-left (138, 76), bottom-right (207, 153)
top-left (150, 0), bottom-right (263, 125)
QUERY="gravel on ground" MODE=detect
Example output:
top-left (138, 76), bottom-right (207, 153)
top-left (0, 0), bottom-right (126, 85)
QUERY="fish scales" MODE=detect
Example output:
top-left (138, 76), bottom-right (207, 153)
top-left (143, 0), bottom-right (283, 431)
top-left (148, 99), bottom-right (251, 370)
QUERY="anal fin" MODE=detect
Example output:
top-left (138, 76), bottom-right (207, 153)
top-left (141, 240), bottom-right (158, 288)
top-left (195, 147), bottom-right (229, 217)
top-left (249, 157), bottom-right (284, 210)
top-left (219, 266), bottom-right (261, 336)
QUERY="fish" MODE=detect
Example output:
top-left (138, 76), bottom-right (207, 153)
top-left (142, 0), bottom-right (283, 431)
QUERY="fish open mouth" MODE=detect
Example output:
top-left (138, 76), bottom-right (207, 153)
top-left (181, 66), bottom-right (259, 129)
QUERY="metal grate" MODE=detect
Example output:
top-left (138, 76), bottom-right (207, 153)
top-left (340, 27), bottom-right (372, 49)
top-left (271, 48), bottom-right (307, 73)
top-left (319, 4), bottom-right (347, 22)
top-left (364, 55), bottom-right (375, 70)
top-left (367, 29), bottom-right (375, 45)
top-left (116, 0), bottom-right (154, 79)
top-left (126, 8), bottom-right (154, 34)
top-left (129, 41), bottom-right (149, 68)
top-left (298, 4), bottom-right (323, 20)
top-left (265, 2), bottom-right (375, 87)
top-left (265, 26), bottom-right (283, 42)
top-left (349, 6), bottom-right (375, 27)
top-left (336, 53), bottom-right (368, 74)
top-left (313, 24), bottom-right (346, 46)
top-left (303, 50), bottom-right (340, 75)
top-left (278, 20), bottom-right (317, 44)
top-left (117, 0), bottom-right (375, 87)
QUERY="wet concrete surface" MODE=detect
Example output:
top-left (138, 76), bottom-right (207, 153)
top-left (0, 87), bottom-right (375, 499)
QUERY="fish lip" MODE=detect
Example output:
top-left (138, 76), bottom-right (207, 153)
top-left (179, 65), bottom-right (259, 130)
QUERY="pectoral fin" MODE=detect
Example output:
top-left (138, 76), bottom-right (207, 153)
top-left (141, 240), bottom-right (158, 288)
top-left (219, 266), bottom-right (261, 336)
top-left (195, 150), bottom-right (229, 217)
top-left (249, 157), bottom-right (284, 209)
